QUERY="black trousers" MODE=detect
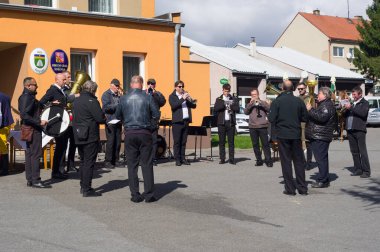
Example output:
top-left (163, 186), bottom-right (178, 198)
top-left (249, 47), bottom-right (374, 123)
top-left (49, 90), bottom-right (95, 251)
top-left (52, 131), bottom-right (68, 175)
top-left (105, 123), bottom-right (122, 164)
top-left (152, 128), bottom-right (158, 161)
top-left (278, 138), bottom-right (307, 193)
top-left (218, 121), bottom-right (235, 161)
top-left (347, 130), bottom-right (371, 175)
top-left (66, 126), bottom-right (76, 170)
top-left (78, 142), bottom-right (98, 192)
top-left (172, 121), bottom-right (189, 162)
top-left (25, 130), bottom-right (42, 183)
top-left (125, 133), bottom-right (154, 200)
top-left (310, 139), bottom-right (330, 183)
top-left (305, 142), bottom-right (313, 163)
top-left (249, 127), bottom-right (271, 162)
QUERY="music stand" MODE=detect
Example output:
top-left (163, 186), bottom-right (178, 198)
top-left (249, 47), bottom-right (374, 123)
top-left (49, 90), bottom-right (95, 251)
top-left (159, 119), bottom-right (173, 159)
top-left (201, 115), bottom-right (217, 160)
top-left (188, 126), bottom-right (208, 160)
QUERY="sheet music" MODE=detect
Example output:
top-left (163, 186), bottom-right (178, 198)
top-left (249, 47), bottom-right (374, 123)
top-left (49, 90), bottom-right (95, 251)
top-left (108, 119), bottom-right (121, 125)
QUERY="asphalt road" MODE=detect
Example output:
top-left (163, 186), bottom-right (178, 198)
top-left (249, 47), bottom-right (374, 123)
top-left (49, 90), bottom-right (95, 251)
top-left (0, 128), bottom-right (379, 251)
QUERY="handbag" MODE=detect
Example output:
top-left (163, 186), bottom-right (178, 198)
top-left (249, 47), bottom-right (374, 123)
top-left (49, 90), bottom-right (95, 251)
top-left (75, 124), bottom-right (89, 141)
top-left (20, 125), bottom-right (34, 142)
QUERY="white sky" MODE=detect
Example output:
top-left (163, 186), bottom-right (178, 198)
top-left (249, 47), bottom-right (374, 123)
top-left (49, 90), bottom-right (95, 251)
top-left (155, 0), bottom-right (373, 46)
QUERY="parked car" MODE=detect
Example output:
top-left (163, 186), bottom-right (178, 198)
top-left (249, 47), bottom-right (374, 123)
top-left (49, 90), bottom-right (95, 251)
top-left (210, 106), bottom-right (249, 134)
top-left (367, 108), bottom-right (380, 125)
top-left (365, 96), bottom-right (380, 112)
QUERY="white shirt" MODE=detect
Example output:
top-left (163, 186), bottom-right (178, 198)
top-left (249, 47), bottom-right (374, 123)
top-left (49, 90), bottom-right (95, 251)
top-left (353, 97), bottom-right (363, 107)
top-left (54, 83), bottom-right (65, 95)
top-left (176, 92), bottom-right (189, 119)
top-left (223, 95), bottom-right (231, 121)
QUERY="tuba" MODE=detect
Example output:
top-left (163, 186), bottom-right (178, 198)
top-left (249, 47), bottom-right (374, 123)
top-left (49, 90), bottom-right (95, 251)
top-left (306, 80), bottom-right (318, 107)
top-left (265, 82), bottom-right (281, 95)
top-left (67, 71), bottom-right (91, 109)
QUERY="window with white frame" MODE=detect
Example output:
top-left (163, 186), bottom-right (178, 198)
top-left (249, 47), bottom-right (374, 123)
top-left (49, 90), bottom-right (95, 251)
top-left (70, 52), bottom-right (95, 79)
top-left (123, 54), bottom-right (145, 92)
top-left (349, 48), bottom-right (355, 58)
top-left (89, 0), bottom-right (117, 14)
top-left (25, 0), bottom-right (57, 7)
top-left (333, 47), bottom-right (344, 57)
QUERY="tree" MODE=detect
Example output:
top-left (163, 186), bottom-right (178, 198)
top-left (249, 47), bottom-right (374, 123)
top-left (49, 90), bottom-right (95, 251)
top-left (354, 0), bottom-right (380, 80)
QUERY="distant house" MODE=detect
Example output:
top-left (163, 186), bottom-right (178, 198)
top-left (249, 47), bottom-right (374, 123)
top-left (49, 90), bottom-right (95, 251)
top-left (274, 10), bottom-right (362, 72)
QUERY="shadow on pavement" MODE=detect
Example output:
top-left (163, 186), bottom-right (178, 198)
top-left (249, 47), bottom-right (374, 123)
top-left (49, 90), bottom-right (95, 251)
top-left (96, 179), bottom-right (129, 194)
top-left (341, 178), bottom-right (380, 211)
top-left (309, 173), bottom-right (339, 182)
top-left (155, 180), bottom-right (188, 200)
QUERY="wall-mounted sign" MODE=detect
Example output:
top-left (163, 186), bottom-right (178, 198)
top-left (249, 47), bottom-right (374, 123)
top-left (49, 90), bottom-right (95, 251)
top-left (29, 48), bottom-right (48, 74)
top-left (50, 49), bottom-right (69, 73)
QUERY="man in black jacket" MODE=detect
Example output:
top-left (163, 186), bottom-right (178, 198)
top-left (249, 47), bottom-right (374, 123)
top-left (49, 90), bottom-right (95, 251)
top-left (306, 87), bottom-right (337, 188)
top-left (214, 84), bottom-right (239, 164)
top-left (116, 76), bottom-right (159, 203)
top-left (18, 77), bottom-right (50, 188)
top-left (40, 73), bottom-right (69, 180)
top-left (169, 80), bottom-right (197, 166)
top-left (101, 78), bottom-right (122, 168)
top-left (344, 86), bottom-right (371, 178)
top-left (268, 80), bottom-right (308, 196)
top-left (145, 78), bottom-right (166, 166)
top-left (72, 80), bottom-right (106, 197)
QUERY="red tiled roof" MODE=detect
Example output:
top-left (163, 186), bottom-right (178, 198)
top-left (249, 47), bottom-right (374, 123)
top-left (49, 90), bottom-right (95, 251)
top-left (299, 12), bottom-right (362, 41)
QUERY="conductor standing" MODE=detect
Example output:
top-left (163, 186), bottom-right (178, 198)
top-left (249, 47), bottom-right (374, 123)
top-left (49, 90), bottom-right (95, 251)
top-left (116, 76), bottom-right (159, 203)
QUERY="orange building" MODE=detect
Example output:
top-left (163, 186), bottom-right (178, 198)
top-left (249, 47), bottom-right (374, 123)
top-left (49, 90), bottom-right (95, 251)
top-left (0, 2), bottom-right (210, 127)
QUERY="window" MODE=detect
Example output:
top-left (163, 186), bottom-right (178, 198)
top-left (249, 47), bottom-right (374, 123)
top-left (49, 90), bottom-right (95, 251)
top-left (333, 47), bottom-right (344, 57)
top-left (349, 48), bottom-right (355, 58)
top-left (25, 0), bottom-right (56, 7)
top-left (70, 52), bottom-right (95, 80)
top-left (89, 0), bottom-right (117, 14)
top-left (123, 54), bottom-right (145, 92)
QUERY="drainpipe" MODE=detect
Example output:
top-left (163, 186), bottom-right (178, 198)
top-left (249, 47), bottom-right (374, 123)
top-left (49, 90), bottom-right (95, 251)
top-left (328, 39), bottom-right (331, 63)
top-left (174, 23), bottom-right (181, 82)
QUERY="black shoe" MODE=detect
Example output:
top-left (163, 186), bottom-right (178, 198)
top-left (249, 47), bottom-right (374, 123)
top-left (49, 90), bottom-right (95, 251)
top-left (311, 181), bottom-right (330, 188)
top-left (283, 190), bottom-right (296, 196)
top-left (175, 161), bottom-right (182, 166)
top-left (153, 160), bottom-right (158, 166)
top-left (31, 182), bottom-right (51, 189)
top-left (228, 159), bottom-right (236, 165)
top-left (351, 170), bottom-right (363, 176)
top-left (298, 190), bottom-right (308, 196)
top-left (131, 194), bottom-right (144, 203)
top-left (219, 160), bottom-right (226, 164)
top-left (181, 159), bottom-right (191, 165)
top-left (145, 196), bottom-right (157, 203)
top-left (83, 189), bottom-right (102, 197)
top-left (265, 161), bottom-right (273, 167)
top-left (255, 160), bottom-right (264, 166)
top-left (51, 173), bottom-right (68, 180)
top-left (27, 181), bottom-right (32, 187)
top-left (360, 173), bottom-right (370, 178)
top-left (104, 162), bottom-right (115, 169)
top-left (305, 162), bottom-right (312, 170)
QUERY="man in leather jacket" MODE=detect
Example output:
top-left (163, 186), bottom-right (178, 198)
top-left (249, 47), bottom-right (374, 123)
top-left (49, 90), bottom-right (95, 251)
top-left (116, 76), bottom-right (159, 203)
top-left (306, 87), bottom-right (337, 188)
top-left (18, 77), bottom-right (50, 188)
top-left (343, 86), bottom-right (371, 178)
top-left (214, 84), bottom-right (239, 164)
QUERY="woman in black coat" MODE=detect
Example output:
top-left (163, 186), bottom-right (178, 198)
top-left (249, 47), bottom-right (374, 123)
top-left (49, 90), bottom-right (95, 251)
top-left (72, 80), bottom-right (106, 197)
top-left (306, 87), bottom-right (337, 188)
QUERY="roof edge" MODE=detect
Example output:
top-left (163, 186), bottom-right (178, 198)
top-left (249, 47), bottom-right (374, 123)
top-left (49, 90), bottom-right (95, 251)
top-left (0, 3), bottom-right (182, 27)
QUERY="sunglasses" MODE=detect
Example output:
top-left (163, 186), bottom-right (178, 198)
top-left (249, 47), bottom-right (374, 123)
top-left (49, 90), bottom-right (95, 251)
top-left (298, 88), bottom-right (305, 91)
top-left (177, 86), bottom-right (184, 88)
top-left (148, 83), bottom-right (155, 85)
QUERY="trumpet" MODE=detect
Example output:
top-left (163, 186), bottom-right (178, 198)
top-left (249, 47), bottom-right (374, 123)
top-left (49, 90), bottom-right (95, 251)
top-left (183, 90), bottom-right (197, 105)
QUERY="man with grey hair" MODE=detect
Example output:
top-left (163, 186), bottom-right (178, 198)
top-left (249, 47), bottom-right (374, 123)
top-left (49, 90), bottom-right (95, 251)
top-left (72, 80), bottom-right (106, 197)
top-left (306, 87), bottom-right (337, 188)
top-left (268, 80), bottom-right (308, 196)
top-left (116, 75), bottom-right (159, 203)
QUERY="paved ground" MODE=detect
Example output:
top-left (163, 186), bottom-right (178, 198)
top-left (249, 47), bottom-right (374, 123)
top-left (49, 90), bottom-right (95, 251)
top-left (0, 128), bottom-right (379, 252)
